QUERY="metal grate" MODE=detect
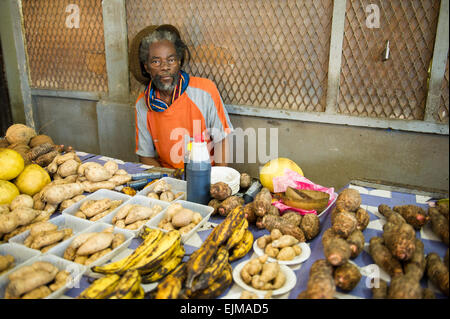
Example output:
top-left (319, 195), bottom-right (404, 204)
top-left (21, 0), bottom-right (107, 92)
top-left (438, 55), bottom-right (449, 123)
top-left (338, 0), bottom-right (440, 120)
top-left (126, 0), bottom-right (333, 112)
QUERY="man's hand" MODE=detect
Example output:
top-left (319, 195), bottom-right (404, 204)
top-left (138, 156), bottom-right (161, 167)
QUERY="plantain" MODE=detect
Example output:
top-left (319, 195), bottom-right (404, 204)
top-left (225, 217), bottom-right (248, 250)
top-left (141, 244), bottom-right (185, 283)
top-left (188, 263), bottom-right (233, 299)
top-left (210, 205), bottom-right (246, 247)
top-left (185, 240), bottom-right (219, 289)
top-left (132, 230), bottom-right (182, 274)
top-left (154, 273), bottom-right (184, 299)
top-left (282, 187), bottom-right (330, 213)
top-left (191, 246), bottom-right (230, 292)
top-left (108, 269), bottom-right (141, 299)
top-left (132, 285), bottom-right (145, 299)
top-left (229, 229), bottom-right (254, 261)
top-left (91, 228), bottom-right (163, 275)
top-left (77, 274), bottom-right (121, 299)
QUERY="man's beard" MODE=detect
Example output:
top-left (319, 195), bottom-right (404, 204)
top-left (152, 72), bottom-right (179, 92)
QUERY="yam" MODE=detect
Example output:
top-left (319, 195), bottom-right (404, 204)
top-left (393, 205), bottom-right (429, 230)
top-left (217, 196), bottom-right (244, 216)
top-left (108, 174), bottom-right (132, 186)
top-left (297, 259), bottom-right (335, 299)
top-left (253, 188), bottom-right (272, 217)
top-left (332, 211), bottom-right (357, 238)
top-left (81, 198), bottom-right (112, 218)
top-left (426, 252), bottom-right (449, 296)
top-left (355, 207), bottom-right (370, 231)
top-left (124, 206), bottom-right (157, 225)
top-left (27, 143), bottom-right (55, 161)
top-left (84, 166), bottom-right (113, 182)
top-left (428, 207), bottom-right (449, 246)
top-left (239, 173), bottom-right (252, 189)
top-left (281, 211), bottom-right (302, 226)
top-left (10, 194), bottom-right (34, 210)
top-left (323, 237), bottom-right (351, 267)
top-left (387, 274), bottom-right (423, 299)
top-left (368, 237), bottom-right (403, 278)
top-left (103, 160), bottom-right (119, 175)
top-left (262, 214), bottom-right (306, 242)
top-left (82, 181), bottom-right (116, 193)
top-left (346, 229), bottom-right (365, 259)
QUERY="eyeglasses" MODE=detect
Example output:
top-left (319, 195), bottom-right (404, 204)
top-left (149, 57), bottom-right (179, 69)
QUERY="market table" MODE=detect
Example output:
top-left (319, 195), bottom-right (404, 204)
top-left (47, 152), bottom-right (449, 299)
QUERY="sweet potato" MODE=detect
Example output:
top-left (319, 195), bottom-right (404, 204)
top-left (368, 237), bottom-right (403, 278)
top-left (56, 159), bottom-right (80, 178)
top-left (323, 237), bottom-right (351, 266)
top-left (49, 270), bottom-right (71, 292)
top-left (21, 285), bottom-right (52, 299)
top-left (77, 162), bottom-right (103, 176)
top-left (124, 206), bottom-right (158, 225)
top-left (30, 229), bottom-right (67, 250)
top-left (82, 181), bottom-right (116, 193)
top-left (297, 259), bottom-right (335, 299)
top-left (108, 174), bottom-right (132, 186)
top-left (393, 205), bottom-right (429, 230)
top-left (0, 255), bottom-right (15, 273)
top-left (426, 253), bottom-right (449, 296)
top-left (76, 232), bottom-right (114, 256)
top-left (335, 188), bottom-right (361, 212)
top-left (210, 182), bottom-right (232, 200)
top-left (84, 166), bottom-right (113, 182)
top-left (81, 198), bottom-right (112, 218)
top-left (103, 160), bottom-right (119, 176)
top-left (333, 262), bottom-right (361, 291)
top-left (217, 196), bottom-right (244, 216)
top-left (428, 207), bottom-right (449, 246)
top-left (6, 264), bottom-right (58, 297)
top-left (332, 211), bottom-right (357, 238)
top-left (41, 183), bottom-right (84, 205)
top-left (300, 213), bottom-right (320, 241)
top-left (346, 229), bottom-right (365, 259)
top-left (262, 214), bottom-right (306, 242)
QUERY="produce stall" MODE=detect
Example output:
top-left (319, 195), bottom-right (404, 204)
top-left (0, 126), bottom-right (448, 299)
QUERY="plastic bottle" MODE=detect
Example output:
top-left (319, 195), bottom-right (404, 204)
top-left (186, 135), bottom-right (211, 205)
top-left (243, 180), bottom-right (262, 204)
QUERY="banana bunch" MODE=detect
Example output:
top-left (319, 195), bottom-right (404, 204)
top-left (77, 270), bottom-right (144, 299)
top-left (154, 205), bottom-right (254, 299)
top-left (91, 227), bottom-right (184, 283)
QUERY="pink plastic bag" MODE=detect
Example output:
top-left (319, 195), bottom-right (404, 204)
top-left (272, 168), bottom-right (337, 215)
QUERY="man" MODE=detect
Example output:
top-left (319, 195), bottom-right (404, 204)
top-left (134, 25), bottom-right (233, 169)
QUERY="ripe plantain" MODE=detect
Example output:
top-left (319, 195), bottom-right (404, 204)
top-left (154, 272), bottom-right (184, 299)
top-left (77, 274), bottom-right (121, 299)
top-left (108, 269), bottom-right (141, 299)
top-left (229, 229), bottom-right (254, 261)
top-left (283, 187), bottom-right (330, 212)
top-left (188, 263), bottom-right (233, 299)
top-left (191, 246), bottom-right (230, 292)
top-left (185, 240), bottom-right (218, 289)
top-left (132, 285), bottom-right (145, 299)
top-left (225, 217), bottom-right (248, 250)
top-left (210, 205), bottom-right (246, 247)
top-left (133, 230), bottom-right (181, 274)
top-left (141, 244), bottom-right (185, 283)
top-left (91, 228), bottom-right (163, 275)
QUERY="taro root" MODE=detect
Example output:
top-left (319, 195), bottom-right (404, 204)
top-left (332, 211), bottom-right (357, 238)
top-left (300, 213), bottom-right (320, 241)
top-left (333, 262), bottom-right (362, 291)
top-left (297, 259), bottom-right (335, 299)
top-left (335, 188), bottom-right (361, 212)
top-left (393, 205), bottom-right (429, 230)
top-left (323, 237), bottom-right (351, 267)
top-left (239, 173), bottom-right (252, 189)
top-left (210, 182), bottom-right (232, 201)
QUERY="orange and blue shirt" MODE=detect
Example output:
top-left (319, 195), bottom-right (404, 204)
top-left (135, 75), bottom-right (233, 169)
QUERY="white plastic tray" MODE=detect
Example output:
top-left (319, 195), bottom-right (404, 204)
top-left (137, 177), bottom-right (187, 200)
top-left (62, 189), bottom-right (132, 222)
top-left (146, 199), bottom-right (214, 242)
top-left (98, 195), bottom-right (171, 236)
top-left (9, 214), bottom-right (93, 253)
top-left (45, 222), bottom-right (134, 278)
top-left (0, 254), bottom-right (86, 299)
top-left (0, 243), bottom-right (41, 281)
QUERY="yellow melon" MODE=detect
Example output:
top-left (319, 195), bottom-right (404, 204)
top-left (14, 164), bottom-right (51, 196)
top-left (0, 148), bottom-right (25, 180)
top-left (0, 180), bottom-right (20, 205)
top-left (259, 158), bottom-right (304, 193)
